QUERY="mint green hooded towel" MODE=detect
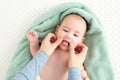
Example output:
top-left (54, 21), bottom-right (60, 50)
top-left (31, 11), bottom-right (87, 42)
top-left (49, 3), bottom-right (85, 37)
top-left (6, 2), bottom-right (114, 80)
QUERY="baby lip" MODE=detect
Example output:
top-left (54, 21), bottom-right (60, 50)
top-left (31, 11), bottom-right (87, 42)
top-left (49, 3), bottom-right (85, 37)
top-left (63, 40), bottom-right (70, 46)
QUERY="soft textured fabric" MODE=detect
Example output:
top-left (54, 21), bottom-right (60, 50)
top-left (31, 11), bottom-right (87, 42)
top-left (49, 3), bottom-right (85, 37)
top-left (6, 2), bottom-right (114, 80)
top-left (11, 50), bottom-right (82, 80)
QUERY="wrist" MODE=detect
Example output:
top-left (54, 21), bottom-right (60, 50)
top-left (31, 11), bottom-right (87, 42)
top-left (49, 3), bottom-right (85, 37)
top-left (69, 64), bottom-right (80, 69)
top-left (39, 49), bottom-right (50, 56)
top-left (69, 64), bottom-right (84, 71)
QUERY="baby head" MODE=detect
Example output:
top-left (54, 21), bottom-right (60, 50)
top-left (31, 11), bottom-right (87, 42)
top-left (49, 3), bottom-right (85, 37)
top-left (55, 14), bottom-right (88, 51)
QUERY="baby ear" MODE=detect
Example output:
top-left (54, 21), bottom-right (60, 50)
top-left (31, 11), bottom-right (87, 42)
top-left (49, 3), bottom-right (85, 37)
top-left (82, 37), bottom-right (85, 43)
top-left (55, 25), bottom-right (60, 34)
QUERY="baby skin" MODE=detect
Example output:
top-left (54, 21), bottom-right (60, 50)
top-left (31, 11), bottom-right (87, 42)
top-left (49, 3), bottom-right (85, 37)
top-left (27, 31), bottom-right (89, 80)
top-left (27, 14), bottom-right (89, 80)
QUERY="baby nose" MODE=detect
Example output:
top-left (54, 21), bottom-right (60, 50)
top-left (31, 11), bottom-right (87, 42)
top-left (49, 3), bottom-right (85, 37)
top-left (66, 33), bottom-right (73, 39)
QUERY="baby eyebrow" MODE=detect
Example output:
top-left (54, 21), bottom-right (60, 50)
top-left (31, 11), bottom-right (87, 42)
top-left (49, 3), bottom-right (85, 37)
top-left (63, 26), bottom-right (69, 29)
top-left (75, 31), bottom-right (81, 34)
top-left (62, 26), bottom-right (70, 30)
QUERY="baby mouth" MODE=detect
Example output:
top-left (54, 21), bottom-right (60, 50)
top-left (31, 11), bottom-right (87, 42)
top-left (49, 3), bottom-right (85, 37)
top-left (62, 40), bottom-right (70, 46)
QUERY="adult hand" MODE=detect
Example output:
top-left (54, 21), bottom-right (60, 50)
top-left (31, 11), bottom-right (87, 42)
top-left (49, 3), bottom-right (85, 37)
top-left (68, 41), bottom-right (88, 68)
top-left (40, 33), bottom-right (63, 56)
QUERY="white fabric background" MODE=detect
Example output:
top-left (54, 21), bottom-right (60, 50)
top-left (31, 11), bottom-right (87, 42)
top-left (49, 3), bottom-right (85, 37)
top-left (0, 0), bottom-right (120, 80)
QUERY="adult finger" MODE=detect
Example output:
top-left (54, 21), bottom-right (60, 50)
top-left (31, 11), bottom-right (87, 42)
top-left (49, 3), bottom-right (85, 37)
top-left (81, 70), bottom-right (88, 79)
top-left (78, 43), bottom-right (88, 57)
top-left (69, 41), bottom-right (75, 54)
top-left (43, 33), bottom-right (55, 44)
top-left (46, 33), bottom-right (55, 41)
top-left (52, 37), bottom-right (63, 48)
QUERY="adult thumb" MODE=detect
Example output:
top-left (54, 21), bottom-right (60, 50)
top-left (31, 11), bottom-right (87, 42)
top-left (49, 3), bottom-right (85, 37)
top-left (53, 37), bottom-right (63, 48)
top-left (69, 42), bottom-right (75, 54)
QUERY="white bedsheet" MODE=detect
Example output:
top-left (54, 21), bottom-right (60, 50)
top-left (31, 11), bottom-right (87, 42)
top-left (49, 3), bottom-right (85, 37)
top-left (0, 0), bottom-right (120, 80)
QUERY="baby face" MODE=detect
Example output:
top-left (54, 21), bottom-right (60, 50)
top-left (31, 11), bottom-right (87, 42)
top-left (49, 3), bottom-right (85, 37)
top-left (55, 14), bottom-right (87, 51)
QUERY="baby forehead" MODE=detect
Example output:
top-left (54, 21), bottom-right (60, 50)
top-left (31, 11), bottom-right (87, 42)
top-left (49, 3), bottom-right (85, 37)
top-left (62, 14), bottom-right (85, 22)
top-left (59, 14), bottom-right (87, 33)
top-left (60, 14), bottom-right (86, 27)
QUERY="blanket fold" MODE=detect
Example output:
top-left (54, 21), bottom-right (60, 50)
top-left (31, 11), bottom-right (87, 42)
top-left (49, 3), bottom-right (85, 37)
top-left (6, 2), bottom-right (114, 80)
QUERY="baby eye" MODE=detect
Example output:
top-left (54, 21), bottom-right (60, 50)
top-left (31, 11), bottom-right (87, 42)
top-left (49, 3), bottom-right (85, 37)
top-left (63, 29), bottom-right (68, 32)
top-left (74, 34), bottom-right (78, 37)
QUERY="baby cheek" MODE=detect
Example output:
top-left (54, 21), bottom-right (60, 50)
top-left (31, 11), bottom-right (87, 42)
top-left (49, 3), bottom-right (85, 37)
top-left (72, 40), bottom-right (79, 47)
top-left (74, 39), bottom-right (82, 46)
top-left (56, 32), bottom-right (65, 38)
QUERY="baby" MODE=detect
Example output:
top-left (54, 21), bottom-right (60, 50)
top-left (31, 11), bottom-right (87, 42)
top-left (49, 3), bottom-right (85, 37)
top-left (27, 14), bottom-right (89, 80)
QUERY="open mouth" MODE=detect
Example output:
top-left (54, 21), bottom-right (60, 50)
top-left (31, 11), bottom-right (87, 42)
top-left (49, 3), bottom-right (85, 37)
top-left (62, 40), bottom-right (70, 46)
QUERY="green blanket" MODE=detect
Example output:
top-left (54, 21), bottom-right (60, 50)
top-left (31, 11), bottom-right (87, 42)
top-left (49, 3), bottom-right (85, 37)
top-left (6, 2), bottom-right (114, 80)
